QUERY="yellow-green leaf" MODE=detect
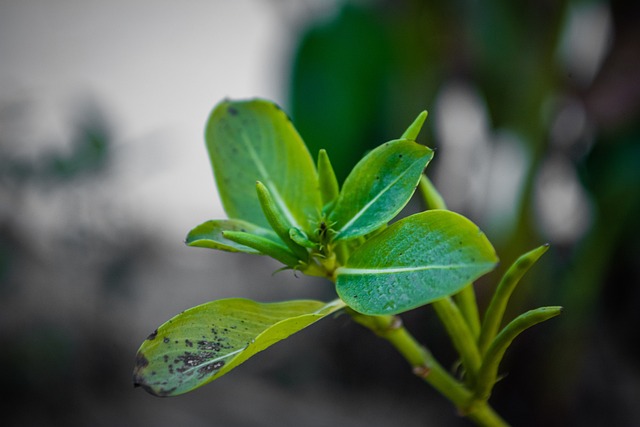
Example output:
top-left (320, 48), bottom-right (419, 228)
top-left (133, 298), bottom-right (345, 397)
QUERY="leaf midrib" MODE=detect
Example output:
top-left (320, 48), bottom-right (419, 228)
top-left (239, 132), bottom-right (302, 229)
top-left (181, 347), bottom-right (246, 375)
top-left (337, 262), bottom-right (494, 276)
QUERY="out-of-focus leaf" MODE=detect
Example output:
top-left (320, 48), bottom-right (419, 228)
top-left (329, 139), bottom-right (433, 241)
top-left (133, 298), bottom-right (345, 397)
top-left (290, 4), bottom-right (392, 182)
top-left (336, 210), bottom-right (498, 315)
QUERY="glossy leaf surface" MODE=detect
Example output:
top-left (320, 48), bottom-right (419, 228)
top-left (206, 99), bottom-right (321, 234)
top-left (329, 139), bottom-right (433, 241)
top-left (186, 219), bottom-right (280, 254)
top-left (336, 210), bottom-right (498, 315)
top-left (133, 298), bottom-right (345, 397)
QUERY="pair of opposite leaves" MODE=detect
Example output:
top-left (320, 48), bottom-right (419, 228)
top-left (133, 99), bottom-right (497, 397)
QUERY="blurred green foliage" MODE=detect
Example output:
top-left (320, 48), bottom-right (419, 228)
top-left (289, 0), bottom-right (640, 424)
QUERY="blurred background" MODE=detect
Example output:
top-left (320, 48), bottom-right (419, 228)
top-left (1, 0), bottom-right (639, 426)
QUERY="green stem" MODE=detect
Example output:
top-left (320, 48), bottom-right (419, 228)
top-left (432, 297), bottom-right (482, 382)
top-left (418, 174), bottom-right (447, 211)
top-left (348, 309), bottom-right (508, 426)
top-left (454, 285), bottom-right (481, 340)
top-left (467, 405), bottom-right (509, 427)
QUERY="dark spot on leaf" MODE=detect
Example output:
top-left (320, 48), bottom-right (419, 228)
top-left (175, 352), bottom-right (210, 373)
top-left (132, 373), bottom-right (145, 388)
top-left (163, 355), bottom-right (169, 363)
top-left (146, 329), bottom-right (158, 341)
top-left (197, 361), bottom-right (225, 378)
top-left (185, 339), bottom-right (193, 348)
top-left (153, 386), bottom-right (177, 397)
top-left (198, 340), bottom-right (222, 352)
top-left (228, 106), bottom-right (238, 116)
top-left (399, 154), bottom-right (403, 158)
top-left (135, 352), bottom-right (149, 369)
top-left (163, 337), bottom-right (170, 344)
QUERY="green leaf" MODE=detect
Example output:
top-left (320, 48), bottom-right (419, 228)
top-left (289, 227), bottom-right (317, 249)
top-left (335, 210), bottom-right (498, 315)
top-left (400, 110), bottom-right (428, 141)
top-left (477, 244), bottom-right (550, 355)
top-left (133, 298), bottom-right (345, 397)
top-left (475, 306), bottom-right (562, 401)
top-left (317, 149), bottom-right (340, 206)
top-left (186, 219), bottom-right (280, 254)
top-left (222, 231), bottom-right (299, 267)
top-left (329, 139), bottom-right (433, 241)
top-left (255, 181), bottom-right (309, 261)
top-left (205, 99), bottom-right (321, 235)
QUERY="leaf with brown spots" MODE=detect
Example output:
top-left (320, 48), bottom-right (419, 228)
top-left (133, 298), bottom-right (345, 397)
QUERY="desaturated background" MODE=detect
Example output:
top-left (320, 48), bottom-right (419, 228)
top-left (1, 1), bottom-right (639, 426)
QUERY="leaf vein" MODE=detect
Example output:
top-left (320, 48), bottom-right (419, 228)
top-left (338, 263), bottom-right (494, 276)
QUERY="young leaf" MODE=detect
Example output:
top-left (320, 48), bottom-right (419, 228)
top-left (133, 298), bottom-right (345, 397)
top-left (329, 139), bottom-right (433, 241)
top-left (477, 244), bottom-right (550, 355)
top-left (186, 219), bottom-right (281, 254)
top-left (222, 231), bottom-right (299, 267)
top-left (401, 110), bottom-right (428, 141)
top-left (474, 306), bottom-right (562, 401)
top-left (205, 99), bottom-right (321, 234)
top-left (256, 181), bottom-right (309, 261)
top-left (335, 210), bottom-right (498, 315)
top-left (289, 227), bottom-right (317, 249)
top-left (317, 149), bottom-right (340, 206)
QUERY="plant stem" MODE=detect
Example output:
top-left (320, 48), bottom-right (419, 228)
top-left (418, 174), bottom-right (447, 211)
top-left (348, 309), bottom-right (508, 426)
top-left (432, 297), bottom-right (482, 382)
top-left (454, 284), bottom-right (481, 339)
